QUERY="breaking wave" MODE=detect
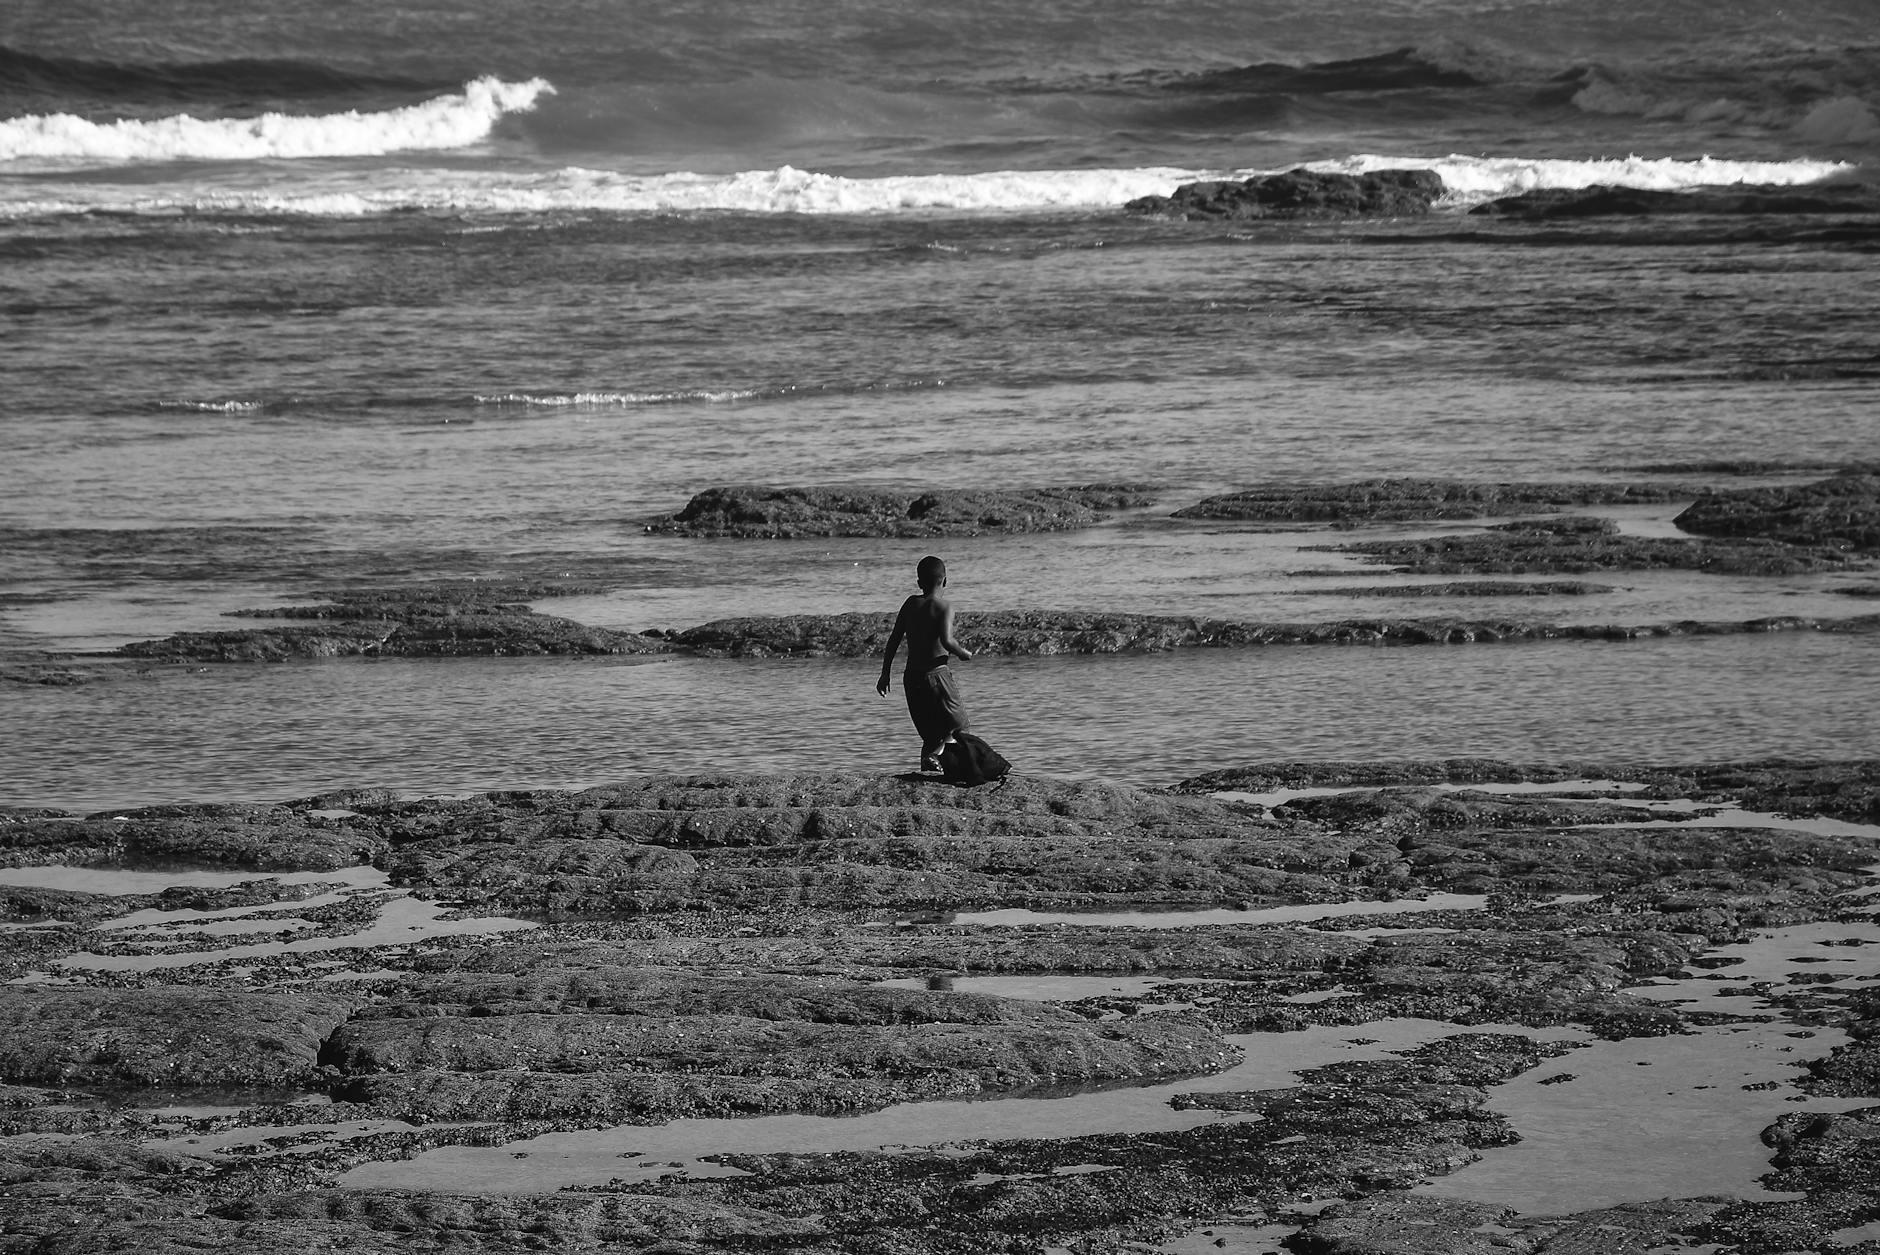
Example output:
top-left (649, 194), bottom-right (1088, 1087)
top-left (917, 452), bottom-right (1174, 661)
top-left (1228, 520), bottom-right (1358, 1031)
top-left (0, 153), bottom-right (1853, 219)
top-left (0, 76), bottom-right (553, 165)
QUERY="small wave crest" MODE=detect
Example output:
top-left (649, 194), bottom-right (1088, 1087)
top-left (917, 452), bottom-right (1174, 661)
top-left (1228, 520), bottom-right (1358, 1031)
top-left (0, 44), bottom-right (445, 107)
top-left (155, 399), bottom-right (265, 413)
top-left (1166, 47), bottom-right (1483, 96)
top-left (0, 76), bottom-right (553, 166)
top-left (475, 390), bottom-right (761, 407)
top-left (476, 379), bottom-right (950, 408)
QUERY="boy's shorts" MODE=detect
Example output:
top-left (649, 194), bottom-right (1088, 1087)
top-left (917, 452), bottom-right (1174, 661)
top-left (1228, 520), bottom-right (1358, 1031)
top-left (903, 660), bottom-right (969, 743)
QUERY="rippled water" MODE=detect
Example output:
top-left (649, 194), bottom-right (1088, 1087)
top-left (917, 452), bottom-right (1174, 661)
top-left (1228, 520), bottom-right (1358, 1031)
top-left (7, 3), bottom-right (1880, 813)
top-left (9, 629), bottom-right (1878, 812)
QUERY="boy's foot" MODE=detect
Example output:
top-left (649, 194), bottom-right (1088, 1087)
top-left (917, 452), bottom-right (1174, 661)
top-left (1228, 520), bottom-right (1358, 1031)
top-left (921, 756), bottom-right (942, 773)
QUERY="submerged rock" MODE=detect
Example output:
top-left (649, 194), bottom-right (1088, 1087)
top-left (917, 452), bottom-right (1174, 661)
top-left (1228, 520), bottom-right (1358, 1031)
top-left (1293, 580), bottom-right (1617, 597)
top-left (224, 579), bottom-right (616, 620)
top-left (1470, 181), bottom-right (1880, 219)
top-left (1173, 478), bottom-right (1698, 524)
top-left (645, 483), bottom-right (1158, 538)
top-left (1322, 514), bottom-right (1872, 575)
top-left (1125, 168), bottom-right (1446, 220)
top-left (0, 663), bottom-right (97, 686)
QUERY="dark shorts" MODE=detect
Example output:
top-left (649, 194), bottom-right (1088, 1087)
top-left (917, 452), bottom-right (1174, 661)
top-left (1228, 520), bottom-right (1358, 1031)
top-left (903, 659), bottom-right (969, 743)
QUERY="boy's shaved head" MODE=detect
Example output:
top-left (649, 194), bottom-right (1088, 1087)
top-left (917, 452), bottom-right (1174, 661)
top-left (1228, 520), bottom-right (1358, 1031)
top-left (916, 555), bottom-right (946, 590)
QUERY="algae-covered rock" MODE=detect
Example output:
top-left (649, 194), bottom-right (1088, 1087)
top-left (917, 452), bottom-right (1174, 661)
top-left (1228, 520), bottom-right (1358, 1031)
top-left (113, 580), bottom-right (668, 663)
top-left (0, 988), bottom-right (353, 1088)
top-left (0, 804), bottom-right (386, 871)
top-left (1322, 515), bottom-right (1871, 575)
top-left (328, 1005), bottom-right (1235, 1121)
top-left (1690, 1107), bottom-right (1880, 1252)
top-left (1675, 471), bottom-right (1880, 552)
top-left (645, 483), bottom-right (1157, 538)
top-left (376, 773), bottom-right (1326, 914)
top-left (117, 613), bottom-right (667, 662)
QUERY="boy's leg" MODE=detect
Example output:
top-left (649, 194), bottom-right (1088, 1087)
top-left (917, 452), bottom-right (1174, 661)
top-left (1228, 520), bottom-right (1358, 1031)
top-left (907, 666), bottom-right (965, 772)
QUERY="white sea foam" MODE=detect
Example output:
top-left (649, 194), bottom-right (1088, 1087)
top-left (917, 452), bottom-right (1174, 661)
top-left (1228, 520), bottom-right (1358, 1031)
top-left (475, 389), bottom-right (761, 407)
top-left (0, 153), bottom-right (1855, 219)
top-left (157, 399), bottom-right (265, 412)
top-left (0, 76), bottom-right (553, 166)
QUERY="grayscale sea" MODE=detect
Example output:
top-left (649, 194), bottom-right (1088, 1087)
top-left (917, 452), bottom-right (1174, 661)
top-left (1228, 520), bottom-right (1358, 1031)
top-left (5, 0), bottom-right (1879, 810)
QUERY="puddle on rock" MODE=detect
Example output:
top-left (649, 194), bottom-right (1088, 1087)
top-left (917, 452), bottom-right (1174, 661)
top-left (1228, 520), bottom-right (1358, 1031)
top-left (56, 895), bottom-right (536, 972)
top-left (144, 1117), bottom-right (439, 1156)
top-left (948, 893), bottom-right (1489, 930)
top-left (341, 1020), bottom-right (1580, 1194)
top-left (1419, 919), bottom-right (1880, 1217)
top-left (1214, 780), bottom-right (1650, 808)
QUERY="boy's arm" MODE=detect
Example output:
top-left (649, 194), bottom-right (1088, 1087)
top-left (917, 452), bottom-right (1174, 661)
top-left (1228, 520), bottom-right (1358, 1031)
top-left (876, 605), bottom-right (908, 696)
top-left (940, 605), bottom-right (973, 660)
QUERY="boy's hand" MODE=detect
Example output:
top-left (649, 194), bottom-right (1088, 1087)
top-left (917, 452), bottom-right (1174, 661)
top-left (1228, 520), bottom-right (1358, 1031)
top-left (876, 674), bottom-right (890, 696)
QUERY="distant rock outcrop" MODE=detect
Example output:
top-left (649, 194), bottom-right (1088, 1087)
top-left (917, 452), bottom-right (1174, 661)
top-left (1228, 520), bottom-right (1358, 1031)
top-left (645, 484), bottom-right (1158, 538)
top-left (117, 582), bottom-right (667, 662)
top-left (1673, 472), bottom-right (1880, 552)
top-left (1125, 168), bottom-right (1445, 220)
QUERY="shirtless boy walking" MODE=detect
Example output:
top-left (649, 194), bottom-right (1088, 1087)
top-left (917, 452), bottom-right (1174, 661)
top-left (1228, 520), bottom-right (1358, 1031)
top-left (876, 555), bottom-right (975, 773)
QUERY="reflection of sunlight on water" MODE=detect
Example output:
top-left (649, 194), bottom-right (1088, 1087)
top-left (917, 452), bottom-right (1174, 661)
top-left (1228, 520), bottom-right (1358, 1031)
top-left (0, 864), bottom-right (534, 978)
top-left (54, 895), bottom-right (536, 972)
top-left (6, 629), bottom-right (1879, 810)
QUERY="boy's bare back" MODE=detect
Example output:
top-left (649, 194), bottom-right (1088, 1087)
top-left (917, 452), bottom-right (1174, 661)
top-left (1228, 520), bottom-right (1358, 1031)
top-left (896, 592), bottom-right (953, 663)
top-left (876, 555), bottom-right (974, 701)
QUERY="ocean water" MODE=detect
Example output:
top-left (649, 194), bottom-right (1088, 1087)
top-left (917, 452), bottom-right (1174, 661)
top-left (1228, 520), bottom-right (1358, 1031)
top-left (4, 0), bottom-right (1879, 811)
